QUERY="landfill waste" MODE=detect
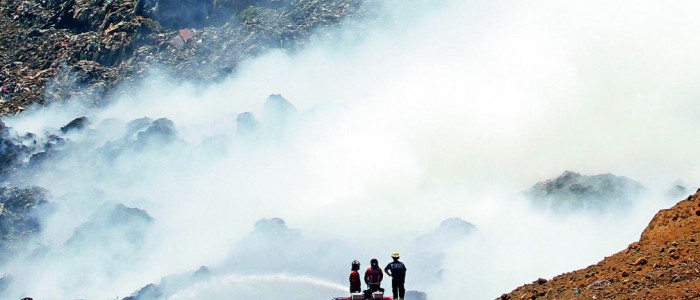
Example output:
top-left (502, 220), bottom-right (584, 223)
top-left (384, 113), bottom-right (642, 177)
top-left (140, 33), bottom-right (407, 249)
top-left (0, 0), bottom-right (375, 115)
top-left (525, 171), bottom-right (647, 212)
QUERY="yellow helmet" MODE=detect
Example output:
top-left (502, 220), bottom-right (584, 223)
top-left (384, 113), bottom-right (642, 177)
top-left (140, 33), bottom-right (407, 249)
top-left (391, 251), bottom-right (400, 258)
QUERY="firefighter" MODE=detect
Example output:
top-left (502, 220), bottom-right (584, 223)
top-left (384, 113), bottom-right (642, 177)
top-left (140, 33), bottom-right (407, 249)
top-left (364, 258), bottom-right (384, 298)
top-left (384, 251), bottom-right (407, 300)
top-left (350, 260), bottom-right (362, 293)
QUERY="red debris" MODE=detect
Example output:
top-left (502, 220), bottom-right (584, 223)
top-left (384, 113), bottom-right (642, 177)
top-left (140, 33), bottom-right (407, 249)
top-left (179, 28), bottom-right (193, 42)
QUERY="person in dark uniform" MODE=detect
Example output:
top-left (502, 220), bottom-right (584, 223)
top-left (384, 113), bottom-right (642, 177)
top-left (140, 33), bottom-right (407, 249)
top-left (350, 260), bottom-right (362, 293)
top-left (384, 251), bottom-right (407, 300)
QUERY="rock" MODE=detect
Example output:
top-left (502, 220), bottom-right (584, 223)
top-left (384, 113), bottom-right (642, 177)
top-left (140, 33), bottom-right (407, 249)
top-left (60, 116), bottom-right (89, 133)
top-left (263, 94), bottom-right (296, 120)
top-left (634, 257), bottom-right (648, 266)
top-left (122, 265), bottom-right (211, 300)
top-left (415, 217), bottom-right (476, 250)
top-left (226, 217), bottom-right (349, 276)
top-left (126, 117), bottom-right (154, 133)
top-left (122, 283), bottom-right (162, 300)
top-left (666, 184), bottom-right (690, 199)
top-left (236, 111), bottom-right (257, 136)
top-left (405, 290), bottom-right (427, 300)
top-left (253, 217), bottom-right (295, 236)
top-left (261, 94), bottom-right (298, 136)
top-left (66, 202), bottom-right (152, 263)
top-left (135, 117), bottom-right (178, 148)
top-left (525, 171), bottom-right (645, 212)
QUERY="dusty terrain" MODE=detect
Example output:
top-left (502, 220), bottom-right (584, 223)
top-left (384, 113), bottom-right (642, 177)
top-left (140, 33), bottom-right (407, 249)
top-left (500, 190), bottom-right (700, 299)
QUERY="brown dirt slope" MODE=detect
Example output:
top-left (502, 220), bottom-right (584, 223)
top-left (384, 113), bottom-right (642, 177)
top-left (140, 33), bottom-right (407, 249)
top-left (500, 190), bottom-right (700, 300)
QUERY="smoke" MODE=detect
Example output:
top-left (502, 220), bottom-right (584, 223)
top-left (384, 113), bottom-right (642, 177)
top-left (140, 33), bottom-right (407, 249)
top-left (168, 274), bottom-right (348, 299)
top-left (3, 0), bottom-right (700, 299)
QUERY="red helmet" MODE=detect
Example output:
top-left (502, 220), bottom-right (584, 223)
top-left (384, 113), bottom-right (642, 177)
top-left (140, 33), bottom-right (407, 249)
top-left (352, 260), bottom-right (360, 270)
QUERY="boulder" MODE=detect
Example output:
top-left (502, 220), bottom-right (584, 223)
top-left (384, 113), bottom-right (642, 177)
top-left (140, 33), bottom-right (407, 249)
top-left (60, 116), bottom-right (89, 133)
top-left (264, 94), bottom-right (297, 119)
top-left (135, 117), bottom-right (178, 148)
top-left (263, 94), bottom-right (297, 133)
top-left (66, 202), bottom-right (152, 262)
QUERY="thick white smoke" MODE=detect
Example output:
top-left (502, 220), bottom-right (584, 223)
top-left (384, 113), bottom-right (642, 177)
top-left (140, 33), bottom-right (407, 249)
top-left (3, 0), bottom-right (700, 299)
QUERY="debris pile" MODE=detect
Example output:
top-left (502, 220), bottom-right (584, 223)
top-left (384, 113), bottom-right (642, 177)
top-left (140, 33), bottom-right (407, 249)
top-left (0, 186), bottom-right (50, 261)
top-left (0, 0), bottom-right (374, 116)
top-left (526, 171), bottom-right (646, 212)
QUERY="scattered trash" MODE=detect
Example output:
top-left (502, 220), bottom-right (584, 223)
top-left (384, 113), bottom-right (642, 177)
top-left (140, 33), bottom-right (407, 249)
top-left (179, 28), bottom-right (193, 42)
top-left (169, 28), bottom-right (194, 49)
top-left (0, 0), bottom-right (373, 116)
top-left (168, 35), bottom-right (185, 49)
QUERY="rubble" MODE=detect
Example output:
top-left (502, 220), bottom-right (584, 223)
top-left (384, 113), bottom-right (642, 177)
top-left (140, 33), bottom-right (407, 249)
top-left (0, 185), bottom-right (50, 262)
top-left (525, 171), bottom-right (646, 213)
top-left (0, 0), bottom-right (375, 116)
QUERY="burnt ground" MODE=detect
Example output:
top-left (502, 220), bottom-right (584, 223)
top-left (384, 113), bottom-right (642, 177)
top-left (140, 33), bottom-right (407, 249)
top-left (500, 191), bottom-right (700, 300)
top-left (0, 0), bottom-right (374, 115)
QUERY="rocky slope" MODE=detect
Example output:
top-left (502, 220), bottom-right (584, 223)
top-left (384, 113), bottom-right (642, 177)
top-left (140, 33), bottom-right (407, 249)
top-left (500, 190), bottom-right (700, 300)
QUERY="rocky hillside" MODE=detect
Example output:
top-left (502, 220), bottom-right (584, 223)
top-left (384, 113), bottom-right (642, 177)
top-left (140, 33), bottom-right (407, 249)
top-left (0, 0), bottom-right (373, 115)
top-left (500, 190), bottom-right (700, 299)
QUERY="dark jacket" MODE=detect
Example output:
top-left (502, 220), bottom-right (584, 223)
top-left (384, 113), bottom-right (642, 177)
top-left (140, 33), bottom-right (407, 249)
top-left (384, 260), bottom-right (407, 281)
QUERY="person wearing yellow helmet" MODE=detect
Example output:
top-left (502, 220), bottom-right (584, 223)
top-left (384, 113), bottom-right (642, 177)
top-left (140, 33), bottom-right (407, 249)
top-left (384, 251), bottom-right (407, 300)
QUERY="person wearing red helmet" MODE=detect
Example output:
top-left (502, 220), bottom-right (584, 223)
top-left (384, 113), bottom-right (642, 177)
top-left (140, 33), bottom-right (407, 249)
top-left (350, 260), bottom-right (362, 293)
top-left (364, 258), bottom-right (384, 297)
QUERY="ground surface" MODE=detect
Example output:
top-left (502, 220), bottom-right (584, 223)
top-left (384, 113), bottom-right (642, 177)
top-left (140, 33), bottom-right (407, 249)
top-left (500, 191), bottom-right (700, 300)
